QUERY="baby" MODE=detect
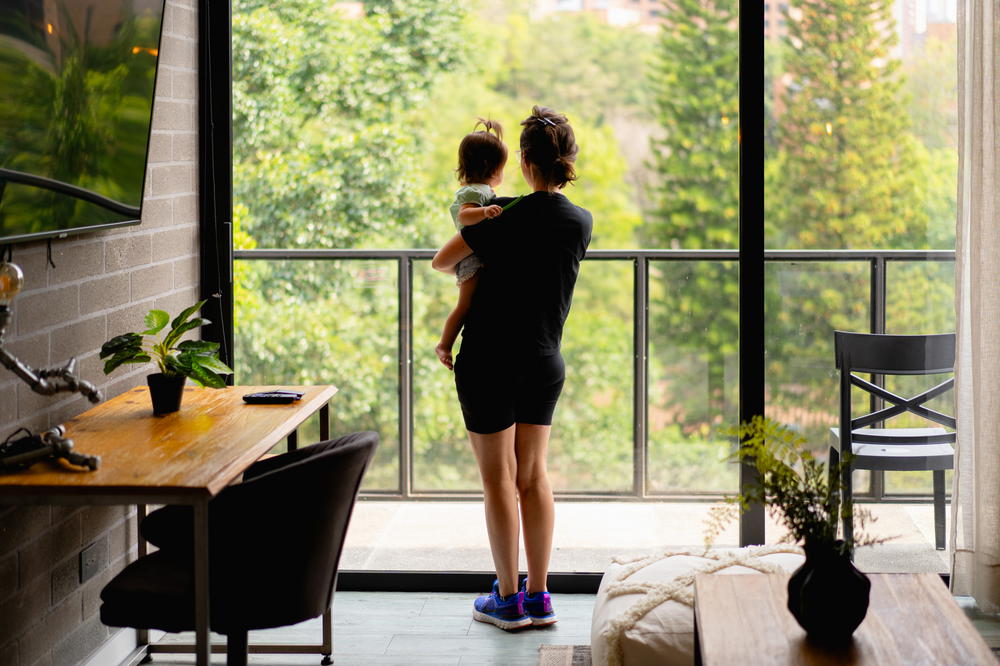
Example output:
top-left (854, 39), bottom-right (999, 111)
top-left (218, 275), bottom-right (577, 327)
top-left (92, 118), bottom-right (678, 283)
top-left (435, 119), bottom-right (508, 370)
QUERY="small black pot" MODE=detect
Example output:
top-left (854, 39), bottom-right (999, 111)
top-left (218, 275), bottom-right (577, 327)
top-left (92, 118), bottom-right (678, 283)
top-left (787, 540), bottom-right (871, 645)
top-left (147, 373), bottom-right (186, 415)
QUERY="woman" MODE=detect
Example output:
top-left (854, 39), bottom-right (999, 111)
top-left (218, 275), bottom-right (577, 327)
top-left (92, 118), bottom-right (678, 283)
top-left (431, 106), bottom-right (592, 631)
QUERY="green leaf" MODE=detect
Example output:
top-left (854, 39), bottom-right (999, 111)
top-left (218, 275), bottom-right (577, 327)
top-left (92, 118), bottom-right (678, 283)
top-left (190, 354), bottom-right (233, 376)
top-left (163, 355), bottom-right (188, 376)
top-left (141, 310), bottom-right (170, 336)
top-left (100, 333), bottom-right (142, 359)
top-left (176, 340), bottom-right (220, 354)
top-left (103, 351), bottom-right (150, 374)
top-left (185, 361), bottom-right (226, 389)
top-left (163, 318), bottom-right (210, 350)
top-left (170, 301), bottom-right (207, 331)
top-left (175, 351), bottom-right (230, 388)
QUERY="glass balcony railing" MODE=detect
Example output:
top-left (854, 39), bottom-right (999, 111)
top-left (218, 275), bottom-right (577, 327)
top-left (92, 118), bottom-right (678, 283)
top-left (234, 248), bottom-right (955, 502)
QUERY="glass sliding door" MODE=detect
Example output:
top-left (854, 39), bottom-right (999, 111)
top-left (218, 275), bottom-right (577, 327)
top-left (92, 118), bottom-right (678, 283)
top-left (763, 0), bottom-right (957, 569)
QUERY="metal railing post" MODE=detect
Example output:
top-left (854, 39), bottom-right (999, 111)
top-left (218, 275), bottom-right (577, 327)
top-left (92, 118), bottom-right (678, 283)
top-left (634, 257), bottom-right (649, 498)
top-left (399, 256), bottom-right (413, 498)
top-left (869, 257), bottom-right (887, 499)
top-left (871, 256), bottom-right (887, 335)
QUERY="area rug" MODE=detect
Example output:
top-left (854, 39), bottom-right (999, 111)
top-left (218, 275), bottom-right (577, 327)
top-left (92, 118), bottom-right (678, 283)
top-left (538, 644), bottom-right (592, 666)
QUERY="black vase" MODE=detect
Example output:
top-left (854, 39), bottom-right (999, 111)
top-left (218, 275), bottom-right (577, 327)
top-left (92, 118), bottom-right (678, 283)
top-left (787, 540), bottom-right (871, 645)
top-left (147, 373), bottom-right (186, 415)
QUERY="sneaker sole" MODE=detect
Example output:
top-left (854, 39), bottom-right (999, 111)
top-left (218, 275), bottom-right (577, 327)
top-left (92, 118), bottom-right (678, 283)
top-left (530, 614), bottom-right (558, 627)
top-left (472, 609), bottom-right (532, 631)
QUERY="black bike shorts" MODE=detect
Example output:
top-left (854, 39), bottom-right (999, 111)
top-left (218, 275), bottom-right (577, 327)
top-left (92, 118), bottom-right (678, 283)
top-left (454, 348), bottom-right (566, 435)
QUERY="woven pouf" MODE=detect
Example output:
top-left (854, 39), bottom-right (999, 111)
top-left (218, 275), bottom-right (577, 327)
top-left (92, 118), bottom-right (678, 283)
top-left (590, 546), bottom-right (805, 666)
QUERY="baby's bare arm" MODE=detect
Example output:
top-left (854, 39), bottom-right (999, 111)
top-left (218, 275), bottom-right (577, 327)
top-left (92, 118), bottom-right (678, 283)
top-left (457, 202), bottom-right (503, 226)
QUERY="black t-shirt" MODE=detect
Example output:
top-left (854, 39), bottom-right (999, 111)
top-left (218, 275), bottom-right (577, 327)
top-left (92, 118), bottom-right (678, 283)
top-left (460, 191), bottom-right (592, 356)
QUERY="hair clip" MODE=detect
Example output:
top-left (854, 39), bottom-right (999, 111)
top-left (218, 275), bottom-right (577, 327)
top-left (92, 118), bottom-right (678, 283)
top-left (538, 116), bottom-right (557, 127)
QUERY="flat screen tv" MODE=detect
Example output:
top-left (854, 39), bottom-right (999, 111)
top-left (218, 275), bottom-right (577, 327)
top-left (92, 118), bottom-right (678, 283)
top-left (0, 0), bottom-right (166, 244)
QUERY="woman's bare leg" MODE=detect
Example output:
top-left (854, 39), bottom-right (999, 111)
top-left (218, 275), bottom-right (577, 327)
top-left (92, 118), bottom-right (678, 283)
top-left (514, 423), bottom-right (554, 594)
top-left (468, 425), bottom-right (520, 597)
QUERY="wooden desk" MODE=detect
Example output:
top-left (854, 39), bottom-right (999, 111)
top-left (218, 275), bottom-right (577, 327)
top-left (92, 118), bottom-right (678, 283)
top-left (694, 572), bottom-right (996, 665)
top-left (0, 384), bottom-right (338, 666)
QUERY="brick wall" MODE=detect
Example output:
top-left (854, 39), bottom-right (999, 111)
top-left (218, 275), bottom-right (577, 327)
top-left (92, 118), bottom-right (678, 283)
top-left (0, 1), bottom-right (199, 664)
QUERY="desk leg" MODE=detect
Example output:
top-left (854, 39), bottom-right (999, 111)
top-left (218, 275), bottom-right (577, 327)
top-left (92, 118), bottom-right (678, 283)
top-left (136, 504), bottom-right (150, 662)
top-left (194, 500), bottom-right (211, 666)
top-left (320, 403), bottom-right (330, 441)
top-left (287, 429), bottom-right (298, 451)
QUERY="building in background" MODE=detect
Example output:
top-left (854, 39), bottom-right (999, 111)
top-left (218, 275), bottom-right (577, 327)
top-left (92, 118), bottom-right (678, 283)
top-left (530, 0), bottom-right (664, 30)
top-left (765, 1), bottom-right (792, 41)
top-left (896, 0), bottom-right (958, 56)
top-left (530, 0), bottom-right (956, 46)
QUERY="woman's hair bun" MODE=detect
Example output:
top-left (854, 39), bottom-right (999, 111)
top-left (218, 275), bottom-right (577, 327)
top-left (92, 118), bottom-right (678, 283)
top-left (520, 106), bottom-right (577, 189)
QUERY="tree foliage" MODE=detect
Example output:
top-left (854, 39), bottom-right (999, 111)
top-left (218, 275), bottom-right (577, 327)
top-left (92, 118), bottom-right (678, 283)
top-left (233, 0), bottom-right (465, 250)
top-left (767, 0), bottom-right (928, 249)
top-left (233, 3), bottom-right (653, 491)
top-left (643, 0), bottom-right (739, 420)
top-left (230, 0), bottom-right (956, 498)
top-left (644, 0), bottom-right (738, 249)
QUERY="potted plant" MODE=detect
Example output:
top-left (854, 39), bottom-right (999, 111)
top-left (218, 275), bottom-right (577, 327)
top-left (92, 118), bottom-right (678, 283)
top-left (99, 300), bottom-right (233, 414)
top-left (704, 415), bottom-right (886, 645)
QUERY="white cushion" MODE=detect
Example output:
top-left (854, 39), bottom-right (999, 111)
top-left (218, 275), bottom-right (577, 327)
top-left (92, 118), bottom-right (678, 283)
top-left (590, 547), bottom-right (805, 666)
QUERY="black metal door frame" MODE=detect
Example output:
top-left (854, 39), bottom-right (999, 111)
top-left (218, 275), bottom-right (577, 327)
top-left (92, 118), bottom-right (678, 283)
top-left (738, 0), bottom-right (766, 545)
top-left (198, 0), bottom-right (234, 375)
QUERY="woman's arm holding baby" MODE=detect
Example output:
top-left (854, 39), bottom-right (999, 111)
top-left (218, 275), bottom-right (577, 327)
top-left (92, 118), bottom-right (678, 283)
top-left (432, 233), bottom-right (473, 274)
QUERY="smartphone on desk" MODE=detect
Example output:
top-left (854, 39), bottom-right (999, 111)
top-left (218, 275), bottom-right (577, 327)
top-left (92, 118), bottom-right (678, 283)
top-left (242, 390), bottom-right (303, 404)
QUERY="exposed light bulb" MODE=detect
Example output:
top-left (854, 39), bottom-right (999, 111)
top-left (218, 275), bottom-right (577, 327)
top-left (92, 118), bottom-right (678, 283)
top-left (0, 262), bottom-right (25, 308)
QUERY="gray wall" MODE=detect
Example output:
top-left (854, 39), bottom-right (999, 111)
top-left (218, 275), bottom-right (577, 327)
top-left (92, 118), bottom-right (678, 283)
top-left (0, 1), bottom-right (200, 663)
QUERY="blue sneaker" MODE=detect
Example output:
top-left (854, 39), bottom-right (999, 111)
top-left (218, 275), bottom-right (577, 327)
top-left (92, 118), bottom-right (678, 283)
top-left (472, 580), bottom-right (531, 631)
top-left (521, 580), bottom-right (558, 626)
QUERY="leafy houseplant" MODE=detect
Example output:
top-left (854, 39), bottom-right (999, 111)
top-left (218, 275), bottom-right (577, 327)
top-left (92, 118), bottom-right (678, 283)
top-left (705, 416), bottom-right (884, 645)
top-left (100, 301), bottom-right (233, 414)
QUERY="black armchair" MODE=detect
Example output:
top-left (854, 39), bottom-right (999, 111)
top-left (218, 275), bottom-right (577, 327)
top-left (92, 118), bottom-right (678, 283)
top-left (100, 431), bottom-right (378, 665)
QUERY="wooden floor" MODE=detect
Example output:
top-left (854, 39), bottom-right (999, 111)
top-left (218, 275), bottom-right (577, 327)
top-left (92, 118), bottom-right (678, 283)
top-left (149, 591), bottom-right (596, 665)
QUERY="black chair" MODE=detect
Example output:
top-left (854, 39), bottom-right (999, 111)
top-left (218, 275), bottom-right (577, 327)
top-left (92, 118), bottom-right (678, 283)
top-left (830, 332), bottom-right (955, 550)
top-left (100, 431), bottom-right (378, 665)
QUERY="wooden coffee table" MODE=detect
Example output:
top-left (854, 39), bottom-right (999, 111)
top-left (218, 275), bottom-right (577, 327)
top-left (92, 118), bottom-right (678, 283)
top-left (693, 572), bottom-right (996, 665)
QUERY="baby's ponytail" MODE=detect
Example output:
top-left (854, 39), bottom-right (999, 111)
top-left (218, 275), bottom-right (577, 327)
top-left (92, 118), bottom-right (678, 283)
top-left (475, 117), bottom-right (504, 141)
top-left (519, 106), bottom-right (578, 189)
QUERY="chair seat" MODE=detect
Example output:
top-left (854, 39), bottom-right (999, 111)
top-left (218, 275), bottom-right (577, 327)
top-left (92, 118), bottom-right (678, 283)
top-left (830, 427), bottom-right (955, 471)
top-left (100, 551), bottom-right (196, 633)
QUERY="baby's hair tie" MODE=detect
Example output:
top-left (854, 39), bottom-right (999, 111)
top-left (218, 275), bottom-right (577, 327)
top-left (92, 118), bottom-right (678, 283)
top-left (538, 116), bottom-right (557, 127)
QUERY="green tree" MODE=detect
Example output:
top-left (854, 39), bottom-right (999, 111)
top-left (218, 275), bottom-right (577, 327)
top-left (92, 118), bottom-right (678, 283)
top-left (232, 0), bottom-right (467, 488)
top-left (488, 13), bottom-right (655, 125)
top-left (233, 0), bottom-right (465, 250)
top-left (643, 0), bottom-right (739, 420)
top-left (902, 35), bottom-right (958, 249)
top-left (767, 0), bottom-right (927, 249)
top-left (763, 0), bottom-right (940, 450)
top-left (233, 3), bottom-right (680, 493)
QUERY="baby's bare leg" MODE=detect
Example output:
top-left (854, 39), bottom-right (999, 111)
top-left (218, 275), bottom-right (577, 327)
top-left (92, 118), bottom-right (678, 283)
top-left (436, 274), bottom-right (479, 370)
